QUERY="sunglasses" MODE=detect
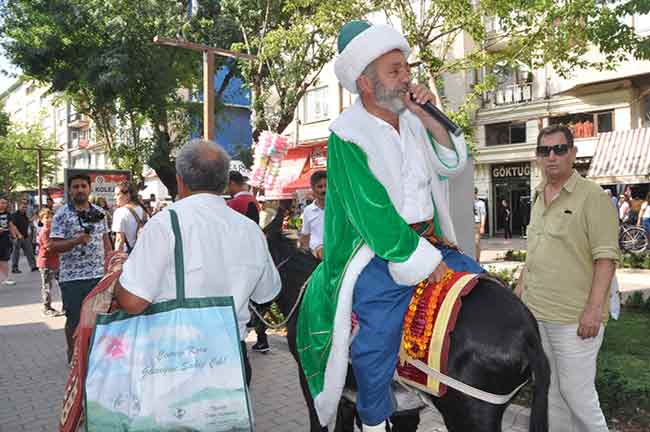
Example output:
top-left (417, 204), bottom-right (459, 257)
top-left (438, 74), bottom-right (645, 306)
top-left (536, 144), bottom-right (571, 158)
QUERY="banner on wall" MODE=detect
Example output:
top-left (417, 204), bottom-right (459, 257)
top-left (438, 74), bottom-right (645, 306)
top-left (64, 169), bottom-right (131, 208)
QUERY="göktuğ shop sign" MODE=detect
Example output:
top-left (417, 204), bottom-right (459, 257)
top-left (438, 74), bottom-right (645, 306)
top-left (491, 163), bottom-right (531, 179)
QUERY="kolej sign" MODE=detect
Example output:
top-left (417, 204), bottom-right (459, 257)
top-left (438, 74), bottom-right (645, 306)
top-left (492, 164), bottom-right (531, 179)
top-left (64, 169), bottom-right (131, 207)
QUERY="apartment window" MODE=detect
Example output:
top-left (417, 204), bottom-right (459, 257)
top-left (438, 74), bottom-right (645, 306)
top-left (483, 64), bottom-right (533, 107)
top-left (643, 96), bottom-right (650, 128)
top-left (303, 86), bottom-right (329, 123)
top-left (596, 111), bottom-right (613, 133)
top-left (549, 111), bottom-right (613, 138)
top-left (635, 13), bottom-right (650, 34)
top-left (340, 86), bottom-right (355, 111)
top-left (58, 108), bottom-right (67, 127)
top-left (485, 121), bottom-right (527, 146)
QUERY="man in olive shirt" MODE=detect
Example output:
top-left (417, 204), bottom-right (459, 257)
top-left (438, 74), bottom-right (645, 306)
top-left (516, 125), bottom-right (619, 432)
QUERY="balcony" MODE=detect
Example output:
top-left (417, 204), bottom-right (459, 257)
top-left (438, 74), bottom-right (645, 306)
top-left (70, 138), bottom-right (90, 149)
top-left (68, 113), bottom-right (90, 129)
top-left (483, 83), bottom-right (533, 108)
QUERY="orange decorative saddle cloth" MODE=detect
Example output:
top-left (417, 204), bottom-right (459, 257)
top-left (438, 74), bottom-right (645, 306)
top-left (396, 271), bottom-right (479, 397)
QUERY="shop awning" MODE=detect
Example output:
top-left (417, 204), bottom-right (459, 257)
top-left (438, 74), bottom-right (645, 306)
top-left (587, 128), bottom-right (650, 185)
top-left (282, 168), bottom-right (322, 194)
top-left (263, 147), bottom-right (311, 200)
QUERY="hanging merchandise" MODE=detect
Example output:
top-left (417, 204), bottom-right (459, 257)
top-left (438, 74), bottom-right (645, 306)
top-left (248, 132), bottom-right (289, 190)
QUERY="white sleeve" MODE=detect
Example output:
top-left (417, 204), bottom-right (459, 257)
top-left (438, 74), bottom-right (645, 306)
top-left (119, 217), bottom-right (171, 302)
top-left (250, 231), bottom-right (282, 304)
top-left (300, 209), bottom-right (311, 235)
top-left (111, 208), bottom-right (126, 233)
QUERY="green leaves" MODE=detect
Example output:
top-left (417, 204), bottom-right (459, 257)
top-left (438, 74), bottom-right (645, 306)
top-left (0, 0), bottom-right (234, 195)
top-left (0, 121), bottom-right (59, 195)
top-left (225, 0), bottom-right (371, 136)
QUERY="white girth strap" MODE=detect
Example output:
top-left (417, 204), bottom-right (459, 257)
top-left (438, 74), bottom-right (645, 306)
top-left (405, 358), bottom-right (528, 405)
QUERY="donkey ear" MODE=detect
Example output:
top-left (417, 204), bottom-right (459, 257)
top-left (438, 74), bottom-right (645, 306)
top-left (263, 207), bottom-right (286, 237)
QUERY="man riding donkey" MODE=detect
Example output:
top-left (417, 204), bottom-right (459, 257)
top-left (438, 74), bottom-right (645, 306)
top-left (296, 21), bottom-right (484, 431)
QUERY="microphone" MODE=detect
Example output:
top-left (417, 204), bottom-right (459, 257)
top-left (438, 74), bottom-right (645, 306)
top-left (410, 93), bottom-right (463, 137)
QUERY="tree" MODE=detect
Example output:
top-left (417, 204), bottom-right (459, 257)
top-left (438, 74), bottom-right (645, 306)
top-left (0, 123), bottom-right (59, 196)
top-left (377, 0), bottom-right (650, 144)
top-left (0, 110), bottom-right (9, 137)
top-left (1, 0), bottom-right (241, 197)
top-left (223, 0), bottom-right (371, 138)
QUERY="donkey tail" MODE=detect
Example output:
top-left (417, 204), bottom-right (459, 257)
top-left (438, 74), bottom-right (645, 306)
top-left (527, 330), bottom-right (550, 432)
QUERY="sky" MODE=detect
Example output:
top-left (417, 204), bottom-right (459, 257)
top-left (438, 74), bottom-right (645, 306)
top-left (0, 50), bottom-right (20, 95)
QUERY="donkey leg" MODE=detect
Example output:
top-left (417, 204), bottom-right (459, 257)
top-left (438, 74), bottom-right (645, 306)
top-left (296, 360), bottom-right (329, 432)
top-left (434, 391), bottom-right (505, 432)
top-left (390, 409), bottom-right (421, 431)
top-left (333, 398), bottom-right (357, 432)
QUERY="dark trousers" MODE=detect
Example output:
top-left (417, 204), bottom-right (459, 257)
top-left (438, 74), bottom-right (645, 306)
top-left (40, 268), bottom-right (58, 309)
top-left (241, 342), bottom-right (252, 386)
top-left (12, 238), bottom-right (36, 270)
top-left (61, 277), bottom-right (102, 360)
top-left (255, 318), bottom-right (268, 345)
top-left (504, 220), bottom-right (512, 239)
top-left (250, 302), bottom-right (269, 345)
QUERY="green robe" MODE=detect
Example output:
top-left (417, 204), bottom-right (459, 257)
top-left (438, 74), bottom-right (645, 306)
top-left (297, 133), bottom-right (437, 398)
top-left (296, 98), bottom-right (467, 425)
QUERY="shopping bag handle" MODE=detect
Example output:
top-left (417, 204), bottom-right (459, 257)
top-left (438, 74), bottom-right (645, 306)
top-left (169, 210), bottom-right (186, 303)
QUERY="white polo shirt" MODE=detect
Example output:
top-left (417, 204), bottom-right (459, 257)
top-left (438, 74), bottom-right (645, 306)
top-left (120, 193), bottom-right (281, 339)
top-left (300, 202), bottom-right (325, 251)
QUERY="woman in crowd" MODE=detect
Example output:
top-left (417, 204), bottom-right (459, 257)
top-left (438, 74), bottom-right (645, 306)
top-left (111, 182), bottom-right (148, 253)
top-left (501, 199), bottom-right (512, 239)
top-left (637, 192), bottom-right (650, 241)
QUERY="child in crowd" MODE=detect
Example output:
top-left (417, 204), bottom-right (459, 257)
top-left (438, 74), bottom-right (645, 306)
top-left (37, 209), bottom-right (63, 317)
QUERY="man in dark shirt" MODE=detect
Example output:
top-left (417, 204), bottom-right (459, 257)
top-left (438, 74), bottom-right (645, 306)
top-left (226, 171), bottom-right (270, 352)
top-left (227, 171), bottom-right (260, 224)
top-left (11, 201), bottom-right (37, 273)
top-left (0, 198), bottom-right (18, 285)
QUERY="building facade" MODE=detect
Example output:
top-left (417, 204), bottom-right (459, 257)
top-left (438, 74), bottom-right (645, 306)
top-left (474, 13), bottom-right (650, 237)
top-left (279, 15), bottom-right (478, 256)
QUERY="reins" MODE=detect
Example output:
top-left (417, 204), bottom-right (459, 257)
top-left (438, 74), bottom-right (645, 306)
top-left (248, 253), bottom-right (310, 330)
top-left (248, 278), bottom-right (309, 330)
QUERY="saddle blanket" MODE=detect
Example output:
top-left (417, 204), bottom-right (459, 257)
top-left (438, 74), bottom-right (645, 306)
top-left (396, 271), bottom-right (479, 397)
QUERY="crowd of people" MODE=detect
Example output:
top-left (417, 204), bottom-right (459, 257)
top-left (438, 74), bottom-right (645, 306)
top-left (0, 18), bottom-right (638, 432)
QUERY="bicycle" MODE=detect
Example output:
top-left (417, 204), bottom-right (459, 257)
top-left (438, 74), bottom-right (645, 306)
top-left (619, 223), bottom-right (648, 254)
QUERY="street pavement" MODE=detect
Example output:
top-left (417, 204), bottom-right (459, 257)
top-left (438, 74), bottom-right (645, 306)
top-left (0, 256), bottom-right (538, 432)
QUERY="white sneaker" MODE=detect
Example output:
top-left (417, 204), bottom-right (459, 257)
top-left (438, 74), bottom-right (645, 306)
top-left (362, 422), bottom-right (389, 431)
top-left (3, 279), bottom-right (16, 285)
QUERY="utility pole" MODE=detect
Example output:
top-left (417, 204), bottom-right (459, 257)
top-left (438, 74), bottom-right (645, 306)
top-left (16, 146), bottom-right (61, 211)
top-left (153, 37), bottom-right (256, 141)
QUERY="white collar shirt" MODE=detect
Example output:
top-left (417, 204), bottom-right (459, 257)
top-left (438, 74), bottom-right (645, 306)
top-left (369, 115), bottom-right (434, 224)
top-left (300, 202), bottom-right (325, 251)
top-left (119, 193), bottom-right (281, 339)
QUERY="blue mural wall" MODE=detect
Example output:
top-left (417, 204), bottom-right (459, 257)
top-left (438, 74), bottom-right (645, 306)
top-left (192, 66), bottom-right (253, 156)
top-left (188, 1), bottom-right (253, 156)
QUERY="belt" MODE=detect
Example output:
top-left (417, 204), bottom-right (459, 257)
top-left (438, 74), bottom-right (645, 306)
top-left (409, 219), bottom-right (459, 251)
